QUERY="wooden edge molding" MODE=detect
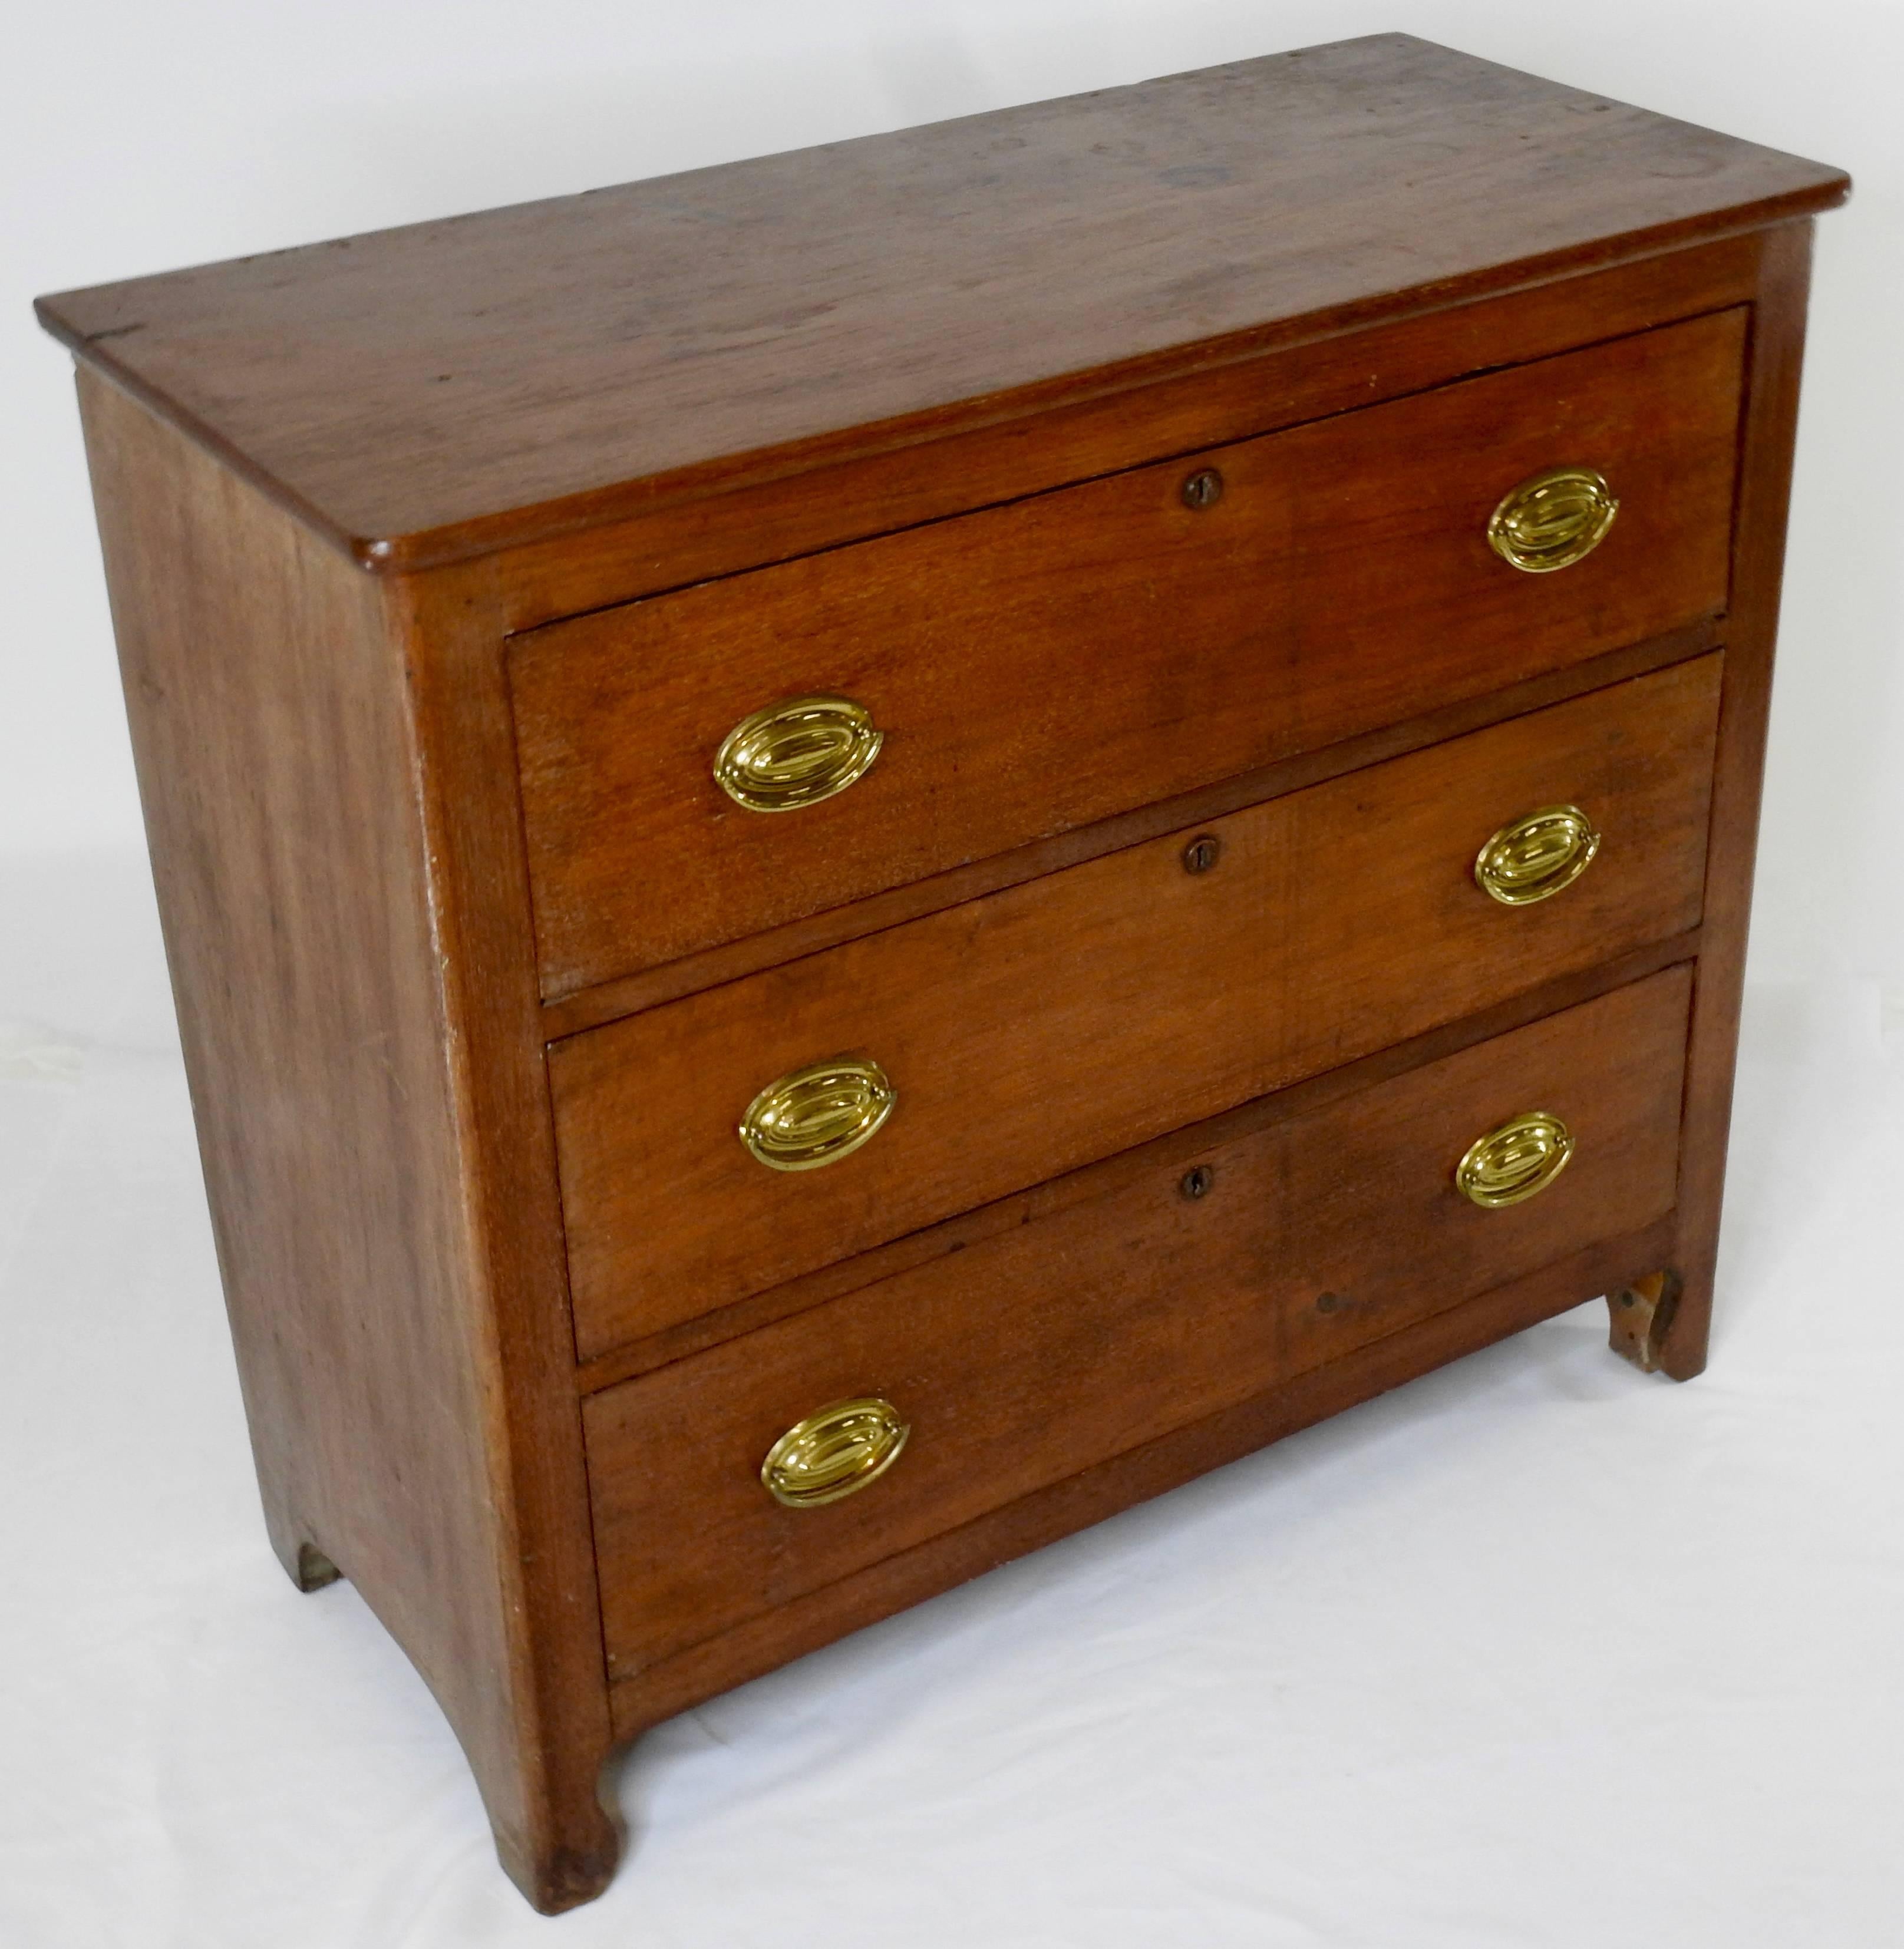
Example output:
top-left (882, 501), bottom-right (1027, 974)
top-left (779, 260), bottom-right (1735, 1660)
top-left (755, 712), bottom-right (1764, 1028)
top-left (41, 209), bottom-right (1839, 583)
top-left (373, 196), bottom-right (1833, 572)
top-left (492, 242), bottom-right (1773, 633)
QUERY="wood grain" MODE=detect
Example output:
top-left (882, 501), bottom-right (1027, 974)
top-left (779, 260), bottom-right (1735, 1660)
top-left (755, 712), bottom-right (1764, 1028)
top-left (74, 375), bottom-right (617, 1914)
top-left (1658, 219), bottom-right (1821, 1379)
top-left (385, 554), bottom-right (625, 1910)
top-left (587, 968), bottom-right (1691, 1679)
top-left (37, 37), bottom-right (1844, 569)
top-left (552, 656), bottom-right (1722, 1356)
top-left (541, 620), bottom-right (1721, 1041)
top-left (514, 311), bottom-right (1743, 993)
top-left (1276, 970), bottom-right (1689, 1375)
top-left (573, 929), bottom-right (1702, 1398)
top-left (496, 235), bottom-right (1765, 633)
top-left (606, 1208), bottom-right (1679, 1737)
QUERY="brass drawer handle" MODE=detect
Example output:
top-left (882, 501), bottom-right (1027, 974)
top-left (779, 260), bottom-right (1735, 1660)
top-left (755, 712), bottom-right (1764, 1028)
top-left (714, 694), bottom-right (883, 812)
top-left (1474, 803), bottom-right (1600, 906)
top-left (1457, 1111), bottom-right (1576, 1208)
top-left (762, 1397), bottom-right (910, 1507)
top-left (1487, 466), bottom-right (1619, 573)
top-left (739, 1056), bottom-right (895, 1171)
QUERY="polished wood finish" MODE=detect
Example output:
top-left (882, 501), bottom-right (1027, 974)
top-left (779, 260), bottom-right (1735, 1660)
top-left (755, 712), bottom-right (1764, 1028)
top-left (497, 237), bottom-right (1766, 635)
top-left (1274, 971), bottom-right (1689, 1376)
top-left (1660, 219), bottom-right (1819, 1380)
top-left (73, 374), bottom-right (617, 1911)
top-left (36, 37), bottom-right (1841, 571)
top-left (588, 969), bottom-right (1691, 1678)
top-left (572, 929), bottom-right (1704, 1398)
top-left (539, 618), bottom-right (1723, 1041)
top-left (514, 312), bottom-right (1741, 992)
top-left (42, 34), bottom-right (1843, 1915)
top-left (552, 658), bottom-right (1721, 1355)
top-left (607, 1210), bottom-right (1681, 1737)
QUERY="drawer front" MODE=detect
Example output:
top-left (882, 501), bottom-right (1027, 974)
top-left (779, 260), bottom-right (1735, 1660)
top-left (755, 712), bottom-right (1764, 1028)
top-left (586, 967), bottom-right (1692, 1675)
top-left (513, 309), bottom-right (1743, 996)
top-left (553, 656), bottom-right (1720, 1357)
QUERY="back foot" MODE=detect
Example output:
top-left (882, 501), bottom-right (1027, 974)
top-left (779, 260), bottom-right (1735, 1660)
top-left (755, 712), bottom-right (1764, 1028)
top-left (265, 1506), bottom-right (342, 1591)
top-left (291, 1542), bottom-right (342, 1591)
top-left (1607, 1271), bottom-right (1682, 1376)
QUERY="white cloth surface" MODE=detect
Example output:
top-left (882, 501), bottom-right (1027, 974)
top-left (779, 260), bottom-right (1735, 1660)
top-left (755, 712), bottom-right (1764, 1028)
top-left (2, 847), bottom-right (1899, 1949)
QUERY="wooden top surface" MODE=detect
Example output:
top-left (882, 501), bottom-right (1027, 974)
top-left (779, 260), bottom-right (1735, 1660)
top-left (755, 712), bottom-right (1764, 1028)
top-left (38, 34), bottom-right (1845, 571)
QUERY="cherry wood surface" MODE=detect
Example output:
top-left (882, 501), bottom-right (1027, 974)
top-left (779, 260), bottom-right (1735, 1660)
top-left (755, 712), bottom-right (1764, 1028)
top-left (606, 1208), bottom-right (1680, 1737)
top-left (542, 620), bottom-right (1721, 1042)
top-left (1272, 971), bottom-right (1692, 1377)
top-left (514, 312), bottom-right (1742, 994)
top-left (497, 236), bottom-right (1766, 636)
top-left (1656, 219), bottom-right (1819, 1379)
top-left (572, 929), bottom-right (1704, 1398)
top-left (379, 560), bottom-right (627, 1905)
top-left (587, 968), bottom-right (1691, 1677)
top-left (36, 37), bottom-right (1843, 570)
top-left (74, 375), bottom-right (618, 1911)
top-left (552, 657), bottom-right (1721, 1356)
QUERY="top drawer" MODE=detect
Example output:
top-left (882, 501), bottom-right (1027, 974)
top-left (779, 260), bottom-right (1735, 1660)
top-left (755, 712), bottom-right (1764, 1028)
top-left (510, 309), bottom-right (1744, 997)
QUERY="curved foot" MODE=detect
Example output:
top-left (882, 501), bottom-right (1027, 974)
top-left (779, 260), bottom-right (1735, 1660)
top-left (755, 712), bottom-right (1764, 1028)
top-left (491, 1746), bottom-right (625, 1914)
top-left (1607, 1270), bottom-right (1683, 1376)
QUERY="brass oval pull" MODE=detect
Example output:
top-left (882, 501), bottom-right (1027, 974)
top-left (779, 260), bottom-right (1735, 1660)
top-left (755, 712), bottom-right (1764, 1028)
top-left (739, 1056), bottom-right (895, 1171)
top-left (713, 694), bottom-right (883, 812)
top-left (1474, 804), bottom-right (1600, 906)
top-left (1457, 1111), bottom-right (1576, 1209)
top-left (1487, 466), bottom-right (1619, 573)
top-left (762, 1397), bottom-right (910, 1508)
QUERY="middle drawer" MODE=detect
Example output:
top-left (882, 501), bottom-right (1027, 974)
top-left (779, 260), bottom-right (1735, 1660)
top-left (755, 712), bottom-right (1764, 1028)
top-left (552, 654), bottom-right (1720, 1359)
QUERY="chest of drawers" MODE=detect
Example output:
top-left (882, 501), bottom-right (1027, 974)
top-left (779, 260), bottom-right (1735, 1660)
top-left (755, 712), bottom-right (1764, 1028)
top-left (38, 34), bottom-right (1846, 1911)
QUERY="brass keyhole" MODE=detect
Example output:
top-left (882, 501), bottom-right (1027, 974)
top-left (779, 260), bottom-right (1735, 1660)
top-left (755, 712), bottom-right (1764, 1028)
top-left (1181, 467), bottom-right (1225, 510)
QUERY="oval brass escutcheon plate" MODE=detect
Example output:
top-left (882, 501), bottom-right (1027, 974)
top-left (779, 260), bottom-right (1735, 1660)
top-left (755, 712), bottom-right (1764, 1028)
top-left (1456, 1110), bottom-right (1576, 1209)
top-left (761, 1398), bottom-right (910, 1508)
top-left (713, 693), bottom-right (883, 812)
top-left (1486, 465), bottom-right (1619, 573)
top-left (738, 1056), bottom-right (896, 1171)
top-left (1474, 802), bottom-right (1601, 906)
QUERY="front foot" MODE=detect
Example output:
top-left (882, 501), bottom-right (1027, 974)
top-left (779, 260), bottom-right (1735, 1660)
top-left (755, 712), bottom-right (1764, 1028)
top-left (491, 1749), bottom-right (625, 1915)
top-left (1606, 1270), bottom-right (1682, 1375)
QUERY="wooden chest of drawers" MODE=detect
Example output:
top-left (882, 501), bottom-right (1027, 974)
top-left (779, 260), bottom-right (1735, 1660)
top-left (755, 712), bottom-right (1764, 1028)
top-left (38, 35), bottom-right (1846, 1912)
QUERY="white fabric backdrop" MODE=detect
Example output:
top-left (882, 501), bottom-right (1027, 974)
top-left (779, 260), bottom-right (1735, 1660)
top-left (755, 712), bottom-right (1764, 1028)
top-left (1, 851), bottom-right (1898, 1947)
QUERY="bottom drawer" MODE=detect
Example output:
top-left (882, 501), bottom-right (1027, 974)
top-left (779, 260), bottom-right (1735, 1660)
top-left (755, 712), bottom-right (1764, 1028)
top-left (586, 966), bottom-right (1692, 1677)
